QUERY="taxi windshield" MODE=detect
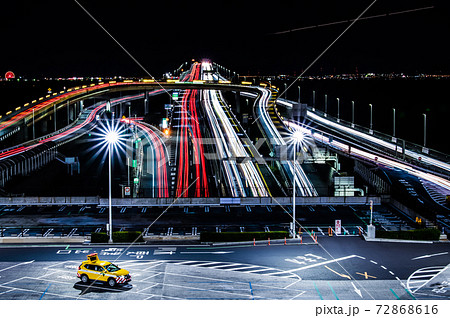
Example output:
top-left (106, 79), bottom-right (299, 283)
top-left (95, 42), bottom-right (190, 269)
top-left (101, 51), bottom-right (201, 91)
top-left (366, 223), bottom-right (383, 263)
top-left (104, 264), bottom-right (120, 272)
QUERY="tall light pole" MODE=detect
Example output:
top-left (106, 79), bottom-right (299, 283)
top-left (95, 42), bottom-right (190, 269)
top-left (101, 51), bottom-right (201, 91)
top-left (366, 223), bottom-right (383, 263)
top-left (32, 108), bottom-right (35, 139)
top-left (351, 101), bottom-right (355, 128)
top-left (423, 113), bottom-right (427, 148)
top-left (312, 90), bottom-right (316, 111)
top-left (369, 104), bottom-right (373, 134)
top-left (291, 130), bottom-right (304, 239)
top-left (105, 130), bottom-right (119, 244)
top-left (324, 94), bottom-right (328, 117)
top-left (284, 83), bottom-right (287, 100)
top-left (336, 98), bottom-right (340, 122)
top-left (392, 108), bottom-right (396, 141)
top-left (298, 86), bottom-right (301, 105)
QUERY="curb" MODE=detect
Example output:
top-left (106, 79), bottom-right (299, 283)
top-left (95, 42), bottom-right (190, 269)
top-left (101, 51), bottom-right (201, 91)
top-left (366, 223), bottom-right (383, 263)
top-left (363, 235), bottom-right (436, 244)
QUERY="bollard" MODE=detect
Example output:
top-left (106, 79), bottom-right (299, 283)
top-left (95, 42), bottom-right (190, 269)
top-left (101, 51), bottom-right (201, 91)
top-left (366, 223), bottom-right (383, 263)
top-left (268, 237), bottom-right (270, 245)
top-left (300, 235), bottom-right (302, 244)
top-left (284, 237), bottom-right (286, 245)
top-left (253, 238), bottom-right (256, 246)
top-left (359, 227), bottom-right (361, 236)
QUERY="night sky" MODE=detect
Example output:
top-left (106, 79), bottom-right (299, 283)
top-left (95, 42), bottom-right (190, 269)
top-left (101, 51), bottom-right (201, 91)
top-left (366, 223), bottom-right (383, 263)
top-left (1, 0), bottom-right (449, 77)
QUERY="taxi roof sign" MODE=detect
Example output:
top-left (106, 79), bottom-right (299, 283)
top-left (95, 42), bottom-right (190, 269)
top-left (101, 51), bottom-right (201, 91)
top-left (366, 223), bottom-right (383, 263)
top-left (87, 253), bottom-right (99, 262)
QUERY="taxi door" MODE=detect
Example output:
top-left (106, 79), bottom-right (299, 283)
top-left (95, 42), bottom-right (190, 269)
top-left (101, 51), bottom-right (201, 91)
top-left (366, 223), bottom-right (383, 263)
top-left (95, 265), bottom-right (108, 282)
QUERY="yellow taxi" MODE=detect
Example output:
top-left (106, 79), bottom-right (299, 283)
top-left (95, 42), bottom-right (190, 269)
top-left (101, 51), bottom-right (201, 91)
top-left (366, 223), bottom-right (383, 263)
top-left (77, 253), bottom-right (131, 287)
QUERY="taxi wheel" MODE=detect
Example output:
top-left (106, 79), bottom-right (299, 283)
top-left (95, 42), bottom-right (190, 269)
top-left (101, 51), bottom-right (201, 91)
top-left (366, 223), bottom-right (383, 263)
top-left (107, 278), bottom-right (116, 287)
top-left (81, 275), bottom-right (89, 284)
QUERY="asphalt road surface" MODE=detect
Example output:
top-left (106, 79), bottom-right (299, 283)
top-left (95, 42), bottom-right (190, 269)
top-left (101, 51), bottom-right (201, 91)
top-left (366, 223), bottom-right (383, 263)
top-left (0, 237), bottom-right (449, 300)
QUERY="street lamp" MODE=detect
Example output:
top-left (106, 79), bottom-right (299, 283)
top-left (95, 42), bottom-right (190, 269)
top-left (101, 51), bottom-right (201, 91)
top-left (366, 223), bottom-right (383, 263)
top-left (369, 104), bottom-right (373, 134)
top-left (312, 90), bottom-right (316, 110)
top-left (423, 113), bottom-right (427, 149)
top-left (90, 115), bottom-right (129, 244)
top-left (392, 108), bottom-right (396, 142)
top-left (351, 101), bottom-right (355, 128)
top-left (336, 98), bottom-right (340, 122)
top-left (105, 130), bottom-right (119, 244)
top-left (324, 94), bottom-right (328, 117)
top-left (291, 130), bottom-right (304, 239)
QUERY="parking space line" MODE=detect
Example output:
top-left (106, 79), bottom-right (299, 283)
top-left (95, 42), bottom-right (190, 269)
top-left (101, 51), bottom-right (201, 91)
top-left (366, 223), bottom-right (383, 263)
top-left (290, 291), bottom-right (306, 300)
top-left (39, 284), bottom-right (51, 300)
top-left (249, 282), bottom-right (254, 300)
top-left (327, 282), bottom-right (339, 300)
top-left (313, 282), bottom-right (323, 300)
top-left (141, 273), bottom-right (163, 281)
top-left (0, 289), bottom-right (15, 296)
top-left (0, 284), bottom-right (75, 300)
top-left (390, 288), bottom-right (400, 300)
top-left (138, 283), bottom-right (159, 292)
top-left (0, 260), bottom-right (35, 273)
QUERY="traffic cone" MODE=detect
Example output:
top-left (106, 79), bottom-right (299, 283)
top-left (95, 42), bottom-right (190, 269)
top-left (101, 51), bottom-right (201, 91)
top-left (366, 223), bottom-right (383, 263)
top-left (268, 237), bottom-right (270, 245)
top-left (253, 238), bottom-right (255, 246)
top-left (284, 237), bottom-right (286, 245)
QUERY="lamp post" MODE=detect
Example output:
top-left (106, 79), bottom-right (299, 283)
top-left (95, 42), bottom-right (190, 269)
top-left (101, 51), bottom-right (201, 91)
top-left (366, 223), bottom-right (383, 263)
top-left (369, 104), bottom-right (373, 134)
top-left (105, 130), bottom-right (119, 244)
top-left (392, 108), bottom-right (396, 142)
top-left (324, 94), bottom-right (328, 117)
top-left (291, 130), bottom-right (304, 238)
top-left (32, 108), bottom-right (35, 139)
top-left (312, 90), bottom-right (316, 110)
top-left (336, 98), bottom-right (340, 122)
top-left (351, 101), bottom-right (355, 128)
top-left (298, 86), bottom-right (301, 105)
top-left (423, 113), bottom-right (427, 148)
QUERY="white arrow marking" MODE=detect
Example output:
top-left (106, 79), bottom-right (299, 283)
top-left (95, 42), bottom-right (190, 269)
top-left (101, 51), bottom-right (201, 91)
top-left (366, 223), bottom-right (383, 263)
top-left (351, 282), bottom-right (363, 298)
top-left (285, 255), bottom-right (365, 273)
top-left (154, 251), bottom-right (174, 255)
top-left (0, 260), bottom-right (35, 273)
top-left (411, 252), bottom-right (448, 260)
top-left (180, 251), bottom-right (234, 255)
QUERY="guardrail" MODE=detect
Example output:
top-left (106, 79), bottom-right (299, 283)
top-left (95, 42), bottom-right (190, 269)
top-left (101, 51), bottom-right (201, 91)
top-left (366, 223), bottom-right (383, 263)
top-left (0, 196), bottom-right (382, 206)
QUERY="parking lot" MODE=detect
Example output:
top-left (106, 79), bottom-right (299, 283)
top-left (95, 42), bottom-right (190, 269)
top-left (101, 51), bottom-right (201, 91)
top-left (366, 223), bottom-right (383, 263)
top-left (0, 204), bottom-right (414, 239)
top-left (1, 240), bottom-right (448, 300)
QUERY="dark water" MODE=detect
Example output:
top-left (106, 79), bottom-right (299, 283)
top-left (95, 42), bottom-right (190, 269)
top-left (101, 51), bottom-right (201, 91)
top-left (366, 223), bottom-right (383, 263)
top-left (275, 77), bottom-right (450, 154)
top-left (1, 77), bottom-right (449, 154)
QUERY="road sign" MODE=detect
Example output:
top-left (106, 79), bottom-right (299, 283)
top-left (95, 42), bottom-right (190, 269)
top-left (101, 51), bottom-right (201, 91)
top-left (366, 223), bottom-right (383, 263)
top-left (172, 91), bottom-right (179, 101)
top-left (335, 219), bottom-right (342, 235)
top-left (164, 104), bottom-right (172, 110)
top-left (124, 186), bottom-right (131, 196)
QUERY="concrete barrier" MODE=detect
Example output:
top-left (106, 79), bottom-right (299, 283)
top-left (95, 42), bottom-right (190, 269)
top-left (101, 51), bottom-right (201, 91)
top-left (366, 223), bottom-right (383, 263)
top-left (0, 236), bottom-right (87, 244)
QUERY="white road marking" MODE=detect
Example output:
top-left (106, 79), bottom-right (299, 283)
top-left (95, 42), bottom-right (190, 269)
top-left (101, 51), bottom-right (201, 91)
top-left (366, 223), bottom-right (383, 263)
top-left (138, 283), bottom-right (159, 292)
top-left (0, 260), bottom-right (35, 273)
top-left (370, 260), bottom-right (378, 265)
top-left (389, 271), bottom-right (395, 275)
top-left (283, 279), bottom-right (302, 289)
top-left (289, 291), bottom-right (306, 299)
top-left (407, 265), bottom-right (448, 294)
top-left (141, 273), bottom-right (163, 281)
top-left (381, 266), bottom-right (387, 270)
top-left (284, 255), bottom-right (365, 273)
top-left (179, 251), bottom-right (233, 255)
top-left (411, 252), bottom-right (448, 260)
top-left (0, 289), bottom-right (15, 296)
top-left (351, 282), bottom-right (363, 298)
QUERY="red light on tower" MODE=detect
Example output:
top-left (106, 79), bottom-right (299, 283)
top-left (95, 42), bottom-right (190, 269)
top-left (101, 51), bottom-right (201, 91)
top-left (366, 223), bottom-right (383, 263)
top-left (5, 71), bottom-right (15, 80)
